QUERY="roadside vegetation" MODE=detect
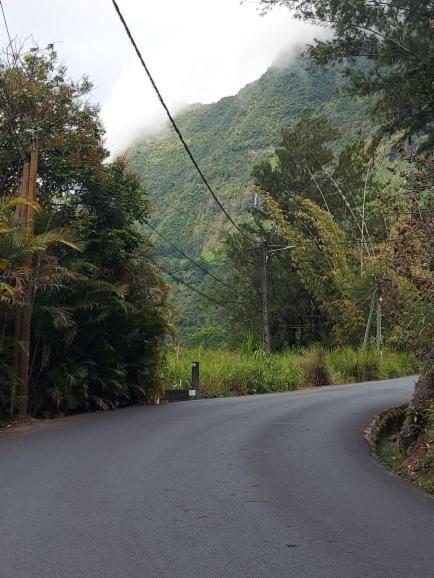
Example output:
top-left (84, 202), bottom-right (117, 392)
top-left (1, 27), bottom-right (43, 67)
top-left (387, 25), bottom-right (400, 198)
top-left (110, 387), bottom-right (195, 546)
top-left (0, 47), bottom-right (170, 419)
top-left (161, 346), bottom-right (416, 398)
top-left (367, 400), bottom-right (434, 495)
top-left (1, 0), bottom-right (432, 426)
top-left (257, 0), bottom-right (433, 493)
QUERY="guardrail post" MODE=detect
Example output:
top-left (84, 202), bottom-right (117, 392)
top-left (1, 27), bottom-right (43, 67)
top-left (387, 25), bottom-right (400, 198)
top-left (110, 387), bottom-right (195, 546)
top-left (190, 361), bottom-right (199, 398)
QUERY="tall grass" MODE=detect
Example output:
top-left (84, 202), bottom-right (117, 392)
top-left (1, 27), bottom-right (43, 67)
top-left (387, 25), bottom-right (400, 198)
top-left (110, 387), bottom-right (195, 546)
top-left (161, 346), bottom-right (302, 398)
top-left (326, 347), bottom-right (416, 382)
top-left (160, 346), bottom-right (417, 398)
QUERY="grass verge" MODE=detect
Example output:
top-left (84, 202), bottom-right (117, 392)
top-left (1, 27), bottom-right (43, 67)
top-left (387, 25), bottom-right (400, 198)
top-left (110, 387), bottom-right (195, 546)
top-left (160, 346), bottom-right (417, 398)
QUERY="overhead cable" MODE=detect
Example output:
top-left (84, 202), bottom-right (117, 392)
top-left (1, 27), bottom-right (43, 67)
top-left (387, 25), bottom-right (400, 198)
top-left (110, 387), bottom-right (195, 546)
top-left (111, 0), bottom-right (253, 242)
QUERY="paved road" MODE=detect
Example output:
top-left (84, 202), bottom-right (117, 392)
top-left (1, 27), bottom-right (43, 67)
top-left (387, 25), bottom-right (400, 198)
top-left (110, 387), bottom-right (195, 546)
top-left (1, 376), bottom-right (433, 577)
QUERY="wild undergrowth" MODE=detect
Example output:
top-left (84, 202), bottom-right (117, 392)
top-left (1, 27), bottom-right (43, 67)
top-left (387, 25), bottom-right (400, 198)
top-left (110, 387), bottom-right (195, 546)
top-left (160, 345), bottom-right (417, 398)
top-left (369, 403), bottom-right (434, 496)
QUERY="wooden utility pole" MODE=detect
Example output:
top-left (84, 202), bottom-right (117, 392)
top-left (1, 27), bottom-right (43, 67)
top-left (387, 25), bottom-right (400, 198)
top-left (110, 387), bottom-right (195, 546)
top-left (14, 142), bottom-right (39, 417)
top-left (261, 243), bottom-right (271, 354)
top-left (259, 244), bottom-right (294, 354)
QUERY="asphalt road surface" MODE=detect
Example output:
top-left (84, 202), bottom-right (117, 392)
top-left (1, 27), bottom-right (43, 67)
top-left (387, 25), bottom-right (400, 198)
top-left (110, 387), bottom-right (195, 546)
top-left (1, 376), bottom-right (433, 578)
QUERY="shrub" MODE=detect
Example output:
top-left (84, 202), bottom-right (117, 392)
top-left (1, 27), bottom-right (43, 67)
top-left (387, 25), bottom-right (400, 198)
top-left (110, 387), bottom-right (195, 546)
top-left (0, 338), bottom-right (16, 418)
top-left (353, 348), bottom-right (380, 382)
top-left (300, 346), bottom-right (331, 387)
top-left (326, 347), bottom-right (416, 383)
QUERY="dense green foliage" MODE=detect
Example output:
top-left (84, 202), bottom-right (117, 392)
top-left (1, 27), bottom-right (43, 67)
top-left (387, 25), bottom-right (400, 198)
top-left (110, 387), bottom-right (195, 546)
top-left (220, 112), bottom-right (433, 354)
top-left (370, 402), bottom-right (434, 495)
top-left (257, 1), bottom-right (434, 495)
top-left (259, 0), bottom-right (433, 409)
top-left (1, 0), bottom-right (432, 419)
top-left (127, 57), bottom-right (372, 341)
top-left (161, 346), bottom-right (416, 398)
top-left (0, 48), bottom-right (170, 418)
top-left (260, 1), bottom-right (434, 149)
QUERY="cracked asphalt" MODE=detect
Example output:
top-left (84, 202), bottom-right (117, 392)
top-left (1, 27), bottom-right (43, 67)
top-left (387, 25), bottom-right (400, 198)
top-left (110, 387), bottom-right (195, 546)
top-left (1, 376), bottom-right (433, 577)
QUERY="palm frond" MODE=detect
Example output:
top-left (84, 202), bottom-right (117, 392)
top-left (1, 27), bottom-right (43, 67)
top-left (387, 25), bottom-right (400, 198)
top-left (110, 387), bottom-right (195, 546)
top-left (32, 226), bottom-right (85, 252)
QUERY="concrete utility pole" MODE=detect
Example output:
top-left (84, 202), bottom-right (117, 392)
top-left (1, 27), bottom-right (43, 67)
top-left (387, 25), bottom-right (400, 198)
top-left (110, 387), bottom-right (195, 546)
top-left (363, 278), bottom-right (382, 354)
top-left (363, 287), bottom-right (376, 348)
top-left (14, 142), bottom-right (39, 417)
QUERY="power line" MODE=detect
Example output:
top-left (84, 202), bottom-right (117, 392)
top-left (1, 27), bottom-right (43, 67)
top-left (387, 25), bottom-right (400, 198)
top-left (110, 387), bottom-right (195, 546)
top-left (155, 225), bottom-right (428, 281)
top-left (170, 253), bottom-right (230, 274)
top-left (163, 200), bottom-right (230, 236)
top-left (283, 320), bottom-right (334, 329)
top-left (145, 221), bottom-right (231, 288)
top-left (159, 261), bottom-right (336, 329)
top-left (169, 243), bottom-right (267, 274)
top-left (111, 0), bottom-right (253, 242)
top-left (157, 262), bottom-right (238, 312)
top-left (0, 1), bottom-right (13, 48)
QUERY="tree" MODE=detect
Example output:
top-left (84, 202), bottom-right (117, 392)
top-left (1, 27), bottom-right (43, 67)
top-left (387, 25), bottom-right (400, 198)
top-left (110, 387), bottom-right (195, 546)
top-left (237, 111), bottom-right (432, 354)
top-left (217, 217), bottom-right (330, 351)
top-left (259, 0), bottom-right (434, 149)
top-left (259, 1), bottom-right (434, 405)
top-left (0, 195), bottom-right (83, 414)
top-left (249, 112), bottom-right (380, 345)
top-left (0, 46), bottom-right (170, 418)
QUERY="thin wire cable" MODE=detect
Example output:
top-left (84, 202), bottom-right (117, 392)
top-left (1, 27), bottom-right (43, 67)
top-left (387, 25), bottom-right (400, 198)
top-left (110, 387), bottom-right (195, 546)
top-left (145, 221), bottom-right (231, 288)
top-left (111, 0), bottom-right (253, 242)
top-left (159, 261), bottom-right (335, 329)
top-left (0, 1), bottom-right (13, 48)
top-left (163, 200), bottom-right (230, 236)
top-left (157, 262), bottom-right (238, 312)
top-left (170, 254), bottom-right (230, 274)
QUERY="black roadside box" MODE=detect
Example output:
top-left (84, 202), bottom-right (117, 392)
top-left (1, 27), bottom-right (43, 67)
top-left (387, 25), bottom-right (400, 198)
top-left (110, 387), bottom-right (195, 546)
top-left (163, 361), bottom-right (200, 402)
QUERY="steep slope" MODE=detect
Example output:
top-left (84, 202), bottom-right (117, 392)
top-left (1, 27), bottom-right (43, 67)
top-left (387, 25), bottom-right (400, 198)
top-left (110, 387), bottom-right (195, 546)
top-left (127, 57), bottom-right (370, 257)
top-left (126, 56), bottom-right (371, 341)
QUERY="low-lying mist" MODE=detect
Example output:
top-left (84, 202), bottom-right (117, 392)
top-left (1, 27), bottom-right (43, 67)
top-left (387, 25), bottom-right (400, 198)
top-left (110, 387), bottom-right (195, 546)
top-left (101, 2), bottom-right (326, 158)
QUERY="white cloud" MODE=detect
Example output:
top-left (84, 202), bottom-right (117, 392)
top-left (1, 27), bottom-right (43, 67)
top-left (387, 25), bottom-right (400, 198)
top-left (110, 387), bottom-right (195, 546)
top-left (1, 0), bottom-right (324, 156)
top-left (100, 0), bottom-right (323, 156)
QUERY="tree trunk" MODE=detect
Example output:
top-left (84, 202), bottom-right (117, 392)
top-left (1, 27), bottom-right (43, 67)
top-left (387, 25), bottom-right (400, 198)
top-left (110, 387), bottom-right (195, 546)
top-left (16, 282), bottom-right (33, 417)
top-left (14, 145), bottom-right (38, 417)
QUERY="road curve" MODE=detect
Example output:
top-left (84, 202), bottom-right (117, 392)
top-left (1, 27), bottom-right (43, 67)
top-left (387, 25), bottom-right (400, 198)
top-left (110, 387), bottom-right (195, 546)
top-left (1, 376), bottom-right (433, 577)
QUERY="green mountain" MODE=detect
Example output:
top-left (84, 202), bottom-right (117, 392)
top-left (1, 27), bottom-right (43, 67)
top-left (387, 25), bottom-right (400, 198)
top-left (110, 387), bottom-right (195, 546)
top-left (126, 56), bottom-right (371, 341)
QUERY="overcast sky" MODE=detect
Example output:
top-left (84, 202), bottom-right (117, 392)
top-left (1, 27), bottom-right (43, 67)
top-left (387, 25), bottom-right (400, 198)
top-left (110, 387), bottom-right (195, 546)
top-left (1, 0), bottom-right (323, 155)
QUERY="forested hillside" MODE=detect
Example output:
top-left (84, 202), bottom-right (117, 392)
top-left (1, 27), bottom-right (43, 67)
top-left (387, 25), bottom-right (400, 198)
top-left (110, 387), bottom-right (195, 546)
top-left (127, 56), bottom-right (371, 340)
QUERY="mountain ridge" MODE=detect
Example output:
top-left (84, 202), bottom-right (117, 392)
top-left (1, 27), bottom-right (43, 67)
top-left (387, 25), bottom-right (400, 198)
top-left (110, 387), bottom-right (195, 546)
top-left (127, 56), bottom-right (370, 258)
top-left (126, 56), bottom-right (372, 340)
